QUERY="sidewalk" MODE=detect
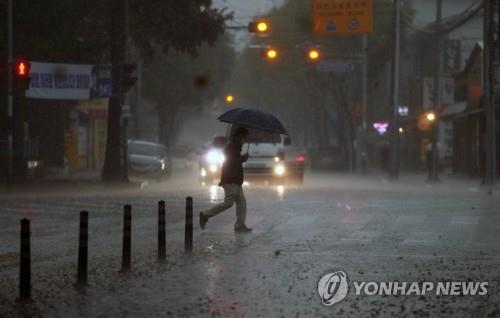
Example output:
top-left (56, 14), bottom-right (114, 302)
top-left (0, 169), bottom-right (142, 195)
top-left (307, 170), bottom-right (497, 195)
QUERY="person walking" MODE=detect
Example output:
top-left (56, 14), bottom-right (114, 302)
top-left (199, 127), bottom-right (252, 233)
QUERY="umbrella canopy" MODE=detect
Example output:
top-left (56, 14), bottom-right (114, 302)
top-left (217, 108), bottom-right (289, 135)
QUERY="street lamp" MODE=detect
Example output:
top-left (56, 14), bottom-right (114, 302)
top-left (307, 48), bottom-right (320, 61)
top-left (426, 112), bottom-right (436, 122)
top-left (225, 94), bottom-right (234, 104)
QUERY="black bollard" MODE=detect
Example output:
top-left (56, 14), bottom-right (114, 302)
top-left (158, 201), bottom-right (166, 261)
top-left (122, 205), bottom-right (132, 271)
top-left (184, 197), bottom-right (193, 253)
top-left (77, 211), bottom-right (88, 285)
top-left (19, 218), bottom-right (31, 300)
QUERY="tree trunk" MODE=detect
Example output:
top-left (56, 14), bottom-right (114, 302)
top-left (102, 0), bottom-right (127, 181)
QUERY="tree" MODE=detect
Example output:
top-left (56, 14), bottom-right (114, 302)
top-left (141, 34), bottom-right (236, 150)
top-left (100, 0), bottom-right (231, 181)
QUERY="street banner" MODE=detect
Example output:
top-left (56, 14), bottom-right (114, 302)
top-left (26, 62), bottom-right (112, 100)
top-left (312, 0), bottom-right (373, 35)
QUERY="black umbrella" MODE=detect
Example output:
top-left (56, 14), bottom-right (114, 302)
top-left (217, 108), bottom-right (289, 135)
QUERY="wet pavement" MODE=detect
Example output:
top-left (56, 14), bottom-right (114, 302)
top-left (1, 172), bottom-right (499, 317)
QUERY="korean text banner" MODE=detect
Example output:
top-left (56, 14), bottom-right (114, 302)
top-left (26, 62), bottom-right (111, 100)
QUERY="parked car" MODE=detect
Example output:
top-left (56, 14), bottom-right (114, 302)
top-left (127, 140), bottom-right (168, 178)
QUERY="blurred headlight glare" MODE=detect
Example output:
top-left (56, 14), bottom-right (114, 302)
top-left (274, 164), bottom-right (285, 176)
top-left (206, 149), bottom-right (225, 165)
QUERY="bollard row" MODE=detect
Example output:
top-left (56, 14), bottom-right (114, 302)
top-left (17, 197), bottom-right (195, 300)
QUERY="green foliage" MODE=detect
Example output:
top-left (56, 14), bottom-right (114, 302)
top-left (0, 0), bottom-right (107, 63)
top-left (142, 34), bottom-right (236, 144)
top-left (129, 0), bottom-right (231, 59)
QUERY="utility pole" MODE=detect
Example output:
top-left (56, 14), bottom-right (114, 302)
top-left (102, 0), bottom-right (128, 181)
top-left (122, 0), bottom-right (129, 182)
top-left (484, 0), bottom-right (497, 194)
top-left (389, 0), bottom-right (401, 180)
top-left (361, 34), bottom-right (368, 175)
top-left (6, 0), bottom-right (14, 191)
top-left (428, 0), bottom-right (442, 183)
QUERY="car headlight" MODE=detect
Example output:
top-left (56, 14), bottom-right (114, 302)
top-left (206, 149), bottom-right (225, 165)
top-left (274, 164), bottom-right (285, 176)
top-left (209, 164), bottom-right (218, 173)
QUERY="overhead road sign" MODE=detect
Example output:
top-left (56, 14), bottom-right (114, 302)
top-left (312, 0), bottom-right (373, 35)
top-left (316, 60), bottom-right (355, 73)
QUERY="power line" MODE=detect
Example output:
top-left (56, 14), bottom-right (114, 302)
top-left (401, 0), bottom-right (483, 35)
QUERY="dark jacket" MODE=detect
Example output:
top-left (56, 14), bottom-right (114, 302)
top-left (220, 141), bottom-right (247, 185)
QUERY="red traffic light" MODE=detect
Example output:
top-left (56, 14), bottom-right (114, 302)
top-left (14, 59), bottom-right (31, 77)
top-left (12, 59), bottom-right (31, 91)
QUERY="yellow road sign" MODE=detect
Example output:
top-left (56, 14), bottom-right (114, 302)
top-left (312, 0), bottom-right (373, 35)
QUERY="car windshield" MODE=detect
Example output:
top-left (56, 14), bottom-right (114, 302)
top-left (231, 127), bottom-right (281, 144)
top-left (128, 142), bottom-right (164, 157)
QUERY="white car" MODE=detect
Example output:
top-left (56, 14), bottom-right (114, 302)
top-left (232, 127), bottom-right (291, 182)
top-left (127, 140), bottom-right (168, 177)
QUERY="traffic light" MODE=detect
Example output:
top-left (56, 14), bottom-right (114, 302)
top-left (122, 62), bottom-right (138, 93)
top-left (225, 94), bottom-right (234, 104)
top-left (248, 20), bottom-right (269, 35)
top-left (307, 48), bottom-right (321, 62)
top-left (13, 59), bottom-right (31, 91)
top-left (263, 48), bottom-right (279, 61)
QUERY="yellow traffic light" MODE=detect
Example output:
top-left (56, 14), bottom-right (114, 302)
top-left (426, 112), bottom-right (436, 122)
top-left (249, 20), bottom-right (270, 34)
top-left (225, 94), bottom-right (234, 104)
top-left (265, 48), bottom-right (278, 60)
top-left (308, 49), bottom-right (320, 61)
top-left (257, 21), bottom-right (269, 33)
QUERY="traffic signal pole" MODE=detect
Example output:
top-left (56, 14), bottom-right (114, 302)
top-left (361, 34), bottom-right (368, 175)
top-left (484, 0), bottom-right (496, 194)
top-left (389, 0), bottom-right (401, 180)
top-left (6, 0), bottom-right (13, 191)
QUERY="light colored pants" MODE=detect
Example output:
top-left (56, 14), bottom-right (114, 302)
top-left (203, 184), bottom-right (247, 229)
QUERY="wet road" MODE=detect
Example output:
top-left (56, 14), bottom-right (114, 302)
top-left (1, 172), bottom-right (499, 317)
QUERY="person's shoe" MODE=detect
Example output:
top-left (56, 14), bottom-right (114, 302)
top-left (235, 225), bottom-right (252, 233)
top-left (200, 212), bottom-right (208, 230)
